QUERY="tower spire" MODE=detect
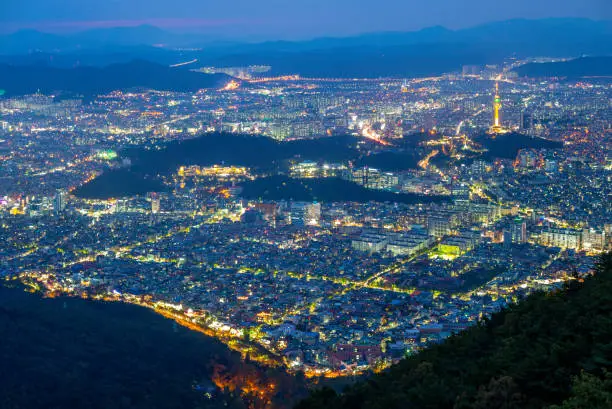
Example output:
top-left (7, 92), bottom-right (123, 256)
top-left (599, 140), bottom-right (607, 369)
top-left (493, 81), bottom-right (501, 128)
top-left (489, 81), bottom-right (507, 134)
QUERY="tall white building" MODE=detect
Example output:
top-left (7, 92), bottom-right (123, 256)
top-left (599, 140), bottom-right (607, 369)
top-left (115, 199), bottom-right (129, 213)
top-left (540, 229), bottom-right (581, 250)
top-left (54, 189), bottom-right (67, 214)
top-left (150, 193), bottom-right (161, 214)
top-left (352, 232), bottom-right (388, 253)
top-left (290, 202), bottom-right (321, 226)
top-left (427, 216), bottom-right (452, 238)
top-left (582, 229), bottom-right (606, 252)
top-left (509, 218), bottom-right (527, 244)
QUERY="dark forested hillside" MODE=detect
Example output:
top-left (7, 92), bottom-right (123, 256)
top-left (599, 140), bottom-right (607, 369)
top-left (73, 133), bottom-right (365, 199)
top-left (72, 168), bottom-right (167, 199)
top-left (355, 151), bottom-right (420, 172)
top-left (125, 133), bottom-right (360, 174)
top-left (474, 132), bottom-right (563, 160)
top-left (239, 176), bottom-right (448, 204)
top-left (296, 252), bottom-right (612, 409)
top-left (0, 285), bottom-right (308, 409)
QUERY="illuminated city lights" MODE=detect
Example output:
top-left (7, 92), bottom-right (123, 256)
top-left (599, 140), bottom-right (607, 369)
top-left (0, 58), bottom-right (609, 383)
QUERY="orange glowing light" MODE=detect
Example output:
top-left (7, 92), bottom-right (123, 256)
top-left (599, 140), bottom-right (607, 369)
top-left (221, 80), bottom-right (241, 91)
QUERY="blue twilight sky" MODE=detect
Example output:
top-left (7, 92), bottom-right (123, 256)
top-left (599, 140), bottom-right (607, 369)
top-left (1, 0), bottom-right (611, 39)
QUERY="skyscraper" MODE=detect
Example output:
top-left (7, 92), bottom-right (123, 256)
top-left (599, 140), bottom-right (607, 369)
top-left (451, 183), bottom-right (470, 202)
top-left (115, 199), bottom-right (128, 213)
top-left (150, 193), bottom-right (161, 214)
top-left (54, 189), bottom-right (67, 214)
top-left (510, 217), bottom-right (527, 244)
top-left (290, 202), bottom-right (321, 226)
top-left (520, 112), bottom-right (533, 133)
top-left (306, 202), bottom-right (321, 225)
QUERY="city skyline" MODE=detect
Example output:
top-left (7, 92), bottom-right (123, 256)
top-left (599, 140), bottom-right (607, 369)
top-left (1, 0), bottom-right (611, 407)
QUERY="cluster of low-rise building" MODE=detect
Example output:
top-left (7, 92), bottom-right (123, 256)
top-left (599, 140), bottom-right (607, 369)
top-left (0, 67), bottom-right (610, 375)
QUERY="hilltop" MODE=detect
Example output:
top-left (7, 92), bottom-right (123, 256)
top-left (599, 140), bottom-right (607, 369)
top-left (297, 252), bottom-right (612, 409)
top-left (474, 132), bottom-right (563, 160)
top-left (72, 131), bottom-right (564, 200)
top-left (71, 168), bottom-right (167, 199)
top-left (71, 133), bottom-right (447, 203)
top-left (122, 133), bottom-right (361, 174)
top-left (73, 133), bottom-right (368, 199)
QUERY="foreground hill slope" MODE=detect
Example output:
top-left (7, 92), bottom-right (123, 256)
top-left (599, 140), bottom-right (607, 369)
top-left (0, 285), bottom-right (307, 409)
top-left (297, 253), bottom-right (612, 409)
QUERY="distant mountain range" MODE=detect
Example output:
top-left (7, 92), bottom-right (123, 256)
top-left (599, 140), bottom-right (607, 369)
top-left (0, 60), bottom-right (231, 97)
top-left (513, 56), bottom-right (612, 78)
top-left (0, 19), bottom-right (610, 78)
top-left (0, 25), bottom-right (216, 54)
top-left (1, 19), bottom-right (610, 54)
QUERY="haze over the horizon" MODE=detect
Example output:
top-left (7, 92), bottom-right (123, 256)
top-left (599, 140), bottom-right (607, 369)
top-left (1, 0), bottom-right (611, 39)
